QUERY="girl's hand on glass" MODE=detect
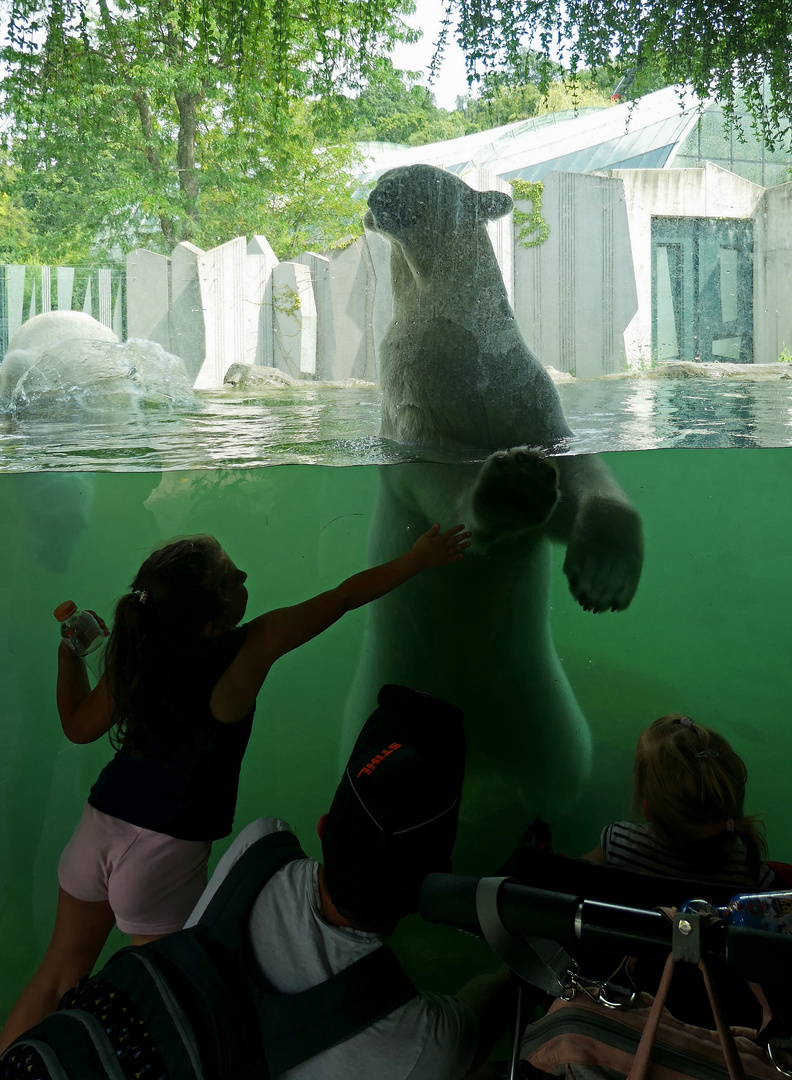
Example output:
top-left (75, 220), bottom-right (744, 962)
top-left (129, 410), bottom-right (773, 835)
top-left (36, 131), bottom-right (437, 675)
top-left (411, 523), bottom-right (471, 568)
top-left (86, 610), bottom-right (110, 637)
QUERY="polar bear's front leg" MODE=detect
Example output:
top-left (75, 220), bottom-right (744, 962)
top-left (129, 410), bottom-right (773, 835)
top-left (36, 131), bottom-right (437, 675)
top-left (549, 455), bottom-right (644, 612)
top-left (562, 496), bottom-right (643, 611)
top-left (380, 450), bottom-right (559, 549)
top-left (471, 448), bottom-right (559, 543)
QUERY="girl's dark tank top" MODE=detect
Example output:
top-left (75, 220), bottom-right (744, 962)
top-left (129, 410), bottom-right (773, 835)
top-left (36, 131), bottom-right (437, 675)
top-left (88, 625), bottom-right (255, 840)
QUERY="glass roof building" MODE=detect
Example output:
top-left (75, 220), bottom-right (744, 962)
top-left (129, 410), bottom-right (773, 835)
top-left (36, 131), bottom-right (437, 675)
top-left (358, 86), bottom-right (791, 189)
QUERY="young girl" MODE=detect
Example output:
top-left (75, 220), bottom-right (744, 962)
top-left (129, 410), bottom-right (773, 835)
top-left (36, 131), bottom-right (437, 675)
top-left (0, 523), bottom-right (470, 1050)
top-left (583, 713), bottom-right (775, 890)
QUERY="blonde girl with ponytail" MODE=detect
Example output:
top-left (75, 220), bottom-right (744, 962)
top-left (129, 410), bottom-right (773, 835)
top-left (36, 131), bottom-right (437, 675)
top-left (584, 714), bottom-right (774, 890)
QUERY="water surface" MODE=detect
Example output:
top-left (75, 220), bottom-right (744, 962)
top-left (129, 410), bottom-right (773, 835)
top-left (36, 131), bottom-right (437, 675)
top-left (3, 375), bottom-right (792, 471)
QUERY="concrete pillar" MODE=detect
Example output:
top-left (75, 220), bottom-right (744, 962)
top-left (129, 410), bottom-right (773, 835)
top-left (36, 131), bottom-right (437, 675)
top-left (126, 250), bottom-right (171, 350)
top-left (272, 261), bottom-right (317, 378)
top-left (170, 241), bottom-right (206, 385)
top-left (324, 238), bottom-right (374, 381)
top-left (6, 266), bottom-right (25, 339)
top-left (363, 230), bottom-right (392, 384)
top-left (194, 237), bottom-right (246, 389)
top-left (513, 171), bottom-right (636, 376)
top-left (246, 235), bottom-right (279, 367)
top-left (113, 278), bottom-right (124, 340)
top-left (40, 266), bottom-right (52, 313)
top-left (98, 268), bottom-right (112, 329)
top-left (296, 252), bottom-right (334, 380)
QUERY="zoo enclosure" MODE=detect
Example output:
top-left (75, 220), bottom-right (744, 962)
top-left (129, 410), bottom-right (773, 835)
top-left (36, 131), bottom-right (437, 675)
top-left (3, 164), bottom-right (792, 384)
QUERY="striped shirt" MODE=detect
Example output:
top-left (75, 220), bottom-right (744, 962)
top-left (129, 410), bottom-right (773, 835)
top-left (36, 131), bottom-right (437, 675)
top-left (601, 821), bottom-right (776, 891)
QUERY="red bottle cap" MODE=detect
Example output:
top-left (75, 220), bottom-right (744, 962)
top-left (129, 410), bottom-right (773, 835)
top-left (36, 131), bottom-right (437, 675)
top-left (54, 601), bottom-right (78, 622)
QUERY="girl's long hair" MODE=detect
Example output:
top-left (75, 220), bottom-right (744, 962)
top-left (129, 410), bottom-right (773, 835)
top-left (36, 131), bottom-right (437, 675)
top-left (103, 535), bottom-right (232, 757)
top-left (633, 714), bottom-right (766, 881)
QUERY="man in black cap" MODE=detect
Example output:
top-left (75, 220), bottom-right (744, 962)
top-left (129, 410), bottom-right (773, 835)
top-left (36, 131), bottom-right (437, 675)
top-left (187, 684), bottom-right (513, 1078)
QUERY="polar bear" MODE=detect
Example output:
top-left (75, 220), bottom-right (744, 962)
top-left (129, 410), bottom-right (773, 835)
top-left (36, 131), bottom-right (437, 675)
top-left (344, 164), bottom-right (644, 868)
top-left (1, 311), bottom-right (193, 412)
top-left (0, 311), bottom-right (118, 402)
top-left (0, 311), bottom-right (192, 574)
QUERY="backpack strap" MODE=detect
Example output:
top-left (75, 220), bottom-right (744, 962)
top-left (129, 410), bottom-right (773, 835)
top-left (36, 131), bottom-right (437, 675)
top-left (198, 829), bottom-right (307, 953)
top-left (259, 945), bottom-right (419, 1077)
top-left (196, 826), bottom-right (419, 1073)
top-left (96, 828), bottom-right (417, 1079)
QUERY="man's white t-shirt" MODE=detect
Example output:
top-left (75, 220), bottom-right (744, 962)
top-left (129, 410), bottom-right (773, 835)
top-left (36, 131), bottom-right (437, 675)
top-left (187, 817), bottom-right (479, 1080)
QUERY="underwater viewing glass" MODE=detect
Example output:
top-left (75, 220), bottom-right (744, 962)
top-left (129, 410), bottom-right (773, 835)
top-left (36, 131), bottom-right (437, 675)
top-left (1, 30), bottom-right (791, 1019)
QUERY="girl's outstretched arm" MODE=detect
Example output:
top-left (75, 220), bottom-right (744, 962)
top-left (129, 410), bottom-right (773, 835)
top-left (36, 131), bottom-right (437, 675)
top-left (210, 523), bottom-right (470, 724)
top-left (57, 644), bottom-right (114, 744)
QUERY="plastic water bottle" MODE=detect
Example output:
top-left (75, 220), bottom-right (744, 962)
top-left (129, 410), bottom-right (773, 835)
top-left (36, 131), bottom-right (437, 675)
top-left (724, 891), bottom-right (792, 934)
top-left (54, 601), bottom-right (104, 656)
top-left (681, 891), bottom-right (792, 934)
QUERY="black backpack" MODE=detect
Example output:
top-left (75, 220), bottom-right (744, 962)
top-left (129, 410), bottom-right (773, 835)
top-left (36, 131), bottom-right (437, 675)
top-left (1, 830), bottom-right (418, 1080)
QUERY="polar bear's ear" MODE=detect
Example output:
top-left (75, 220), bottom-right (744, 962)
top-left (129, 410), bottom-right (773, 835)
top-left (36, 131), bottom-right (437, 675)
top-left (477, 190), bottom-right (514, 221)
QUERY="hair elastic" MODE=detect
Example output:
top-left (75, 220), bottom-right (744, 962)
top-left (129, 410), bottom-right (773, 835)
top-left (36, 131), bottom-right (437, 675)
top-left (695, 749), bottom-right (719, 759)
top-left (133, 589), bottom-right (149, 604)
top-left (678, 716), bottom-right (693, 727)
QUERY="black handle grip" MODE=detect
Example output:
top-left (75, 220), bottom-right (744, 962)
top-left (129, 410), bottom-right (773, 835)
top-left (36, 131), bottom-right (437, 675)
top-left (419, 874), bottom-right (483, 936)
top-left (420, 874), bottom-right (582, 947)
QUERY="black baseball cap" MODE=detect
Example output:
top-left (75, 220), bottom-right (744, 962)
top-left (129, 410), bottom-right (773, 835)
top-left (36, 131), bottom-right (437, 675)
top-left (321, 685), bottom-right (466, 929)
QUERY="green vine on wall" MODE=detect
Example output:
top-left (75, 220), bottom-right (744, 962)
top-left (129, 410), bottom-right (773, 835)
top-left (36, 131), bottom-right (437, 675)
top-left (511, 180), bottom-right (550, 249)
top-left (273, 284), bottom-right (302, 318)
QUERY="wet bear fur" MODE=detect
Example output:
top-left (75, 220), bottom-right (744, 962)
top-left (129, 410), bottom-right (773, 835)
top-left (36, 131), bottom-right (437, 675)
top-left (349, 164), bottom-right (644, 864)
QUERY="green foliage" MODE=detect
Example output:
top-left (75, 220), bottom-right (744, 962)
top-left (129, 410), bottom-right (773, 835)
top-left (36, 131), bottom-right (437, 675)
top-left (457, 81), bottom-right (544, 131)
top-left (511, 180), bottom-right (549, 248)
top-left (454, 47), bottom-right (559, 129)
top-left (0, 156), bottom-right (38, 263)
top-left (533, 78), bottom-right (618, 115)
top-left (0, 194), bottom-right (37, 263)
top-left (319, 59), bottom-right (466, 146)
top-left (5, 0), bottom-right (784, 270)
top-left (440, 0), bottom-right (792, 149)
top-left (1, 0), bottom-right (415, 263)
top-left (272, 283), bottom-right (302, 318)
top-left (339, 54), bottom-right (617, 147)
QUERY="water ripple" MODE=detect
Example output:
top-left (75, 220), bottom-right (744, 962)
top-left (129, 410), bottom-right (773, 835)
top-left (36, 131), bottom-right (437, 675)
top-left (2, 377), bottom-right (792, 472)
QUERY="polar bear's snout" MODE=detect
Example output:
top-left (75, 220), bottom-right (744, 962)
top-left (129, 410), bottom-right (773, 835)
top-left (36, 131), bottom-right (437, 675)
top-left (366, 177), bottom-right (422, 237)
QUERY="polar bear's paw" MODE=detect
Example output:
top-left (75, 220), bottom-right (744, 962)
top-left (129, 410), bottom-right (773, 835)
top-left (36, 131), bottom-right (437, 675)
top-left (472, 448), bottom-right (559, 539)
top-left (563, 498), bottom-right (644, 612)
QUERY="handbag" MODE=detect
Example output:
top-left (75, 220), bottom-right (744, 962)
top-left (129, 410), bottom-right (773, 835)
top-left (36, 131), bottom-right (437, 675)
top-left (521, 941), bottom-right (789, 1080)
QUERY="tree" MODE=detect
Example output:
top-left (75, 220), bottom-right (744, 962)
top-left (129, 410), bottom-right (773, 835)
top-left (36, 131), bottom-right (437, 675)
top-left (336, 51), bottom-right (616, 146)
top-left (0, 155), bottom-right (38, 263)
top-left (1, 0), bottom-right (416, 263)
top-left (0, 194), bottom-right (37, 264)
top-left (456, 50), bottom-right (616, 133)
top-left (454, 50), bottom-right (552, 131)
top-left (322, 59), bottom-right (466, 147)
top-left (435, 0), bottom-right (792, 146)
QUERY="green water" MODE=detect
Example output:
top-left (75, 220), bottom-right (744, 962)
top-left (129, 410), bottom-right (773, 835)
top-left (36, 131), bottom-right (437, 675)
top-left (1, 448), bottom-right (791, 1014)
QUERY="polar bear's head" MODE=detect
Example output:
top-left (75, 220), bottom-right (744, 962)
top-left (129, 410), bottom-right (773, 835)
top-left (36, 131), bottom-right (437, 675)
top-left (364, 165), bottom-right (514, 306)
top-left (364, 164), bottom-right (513, 252)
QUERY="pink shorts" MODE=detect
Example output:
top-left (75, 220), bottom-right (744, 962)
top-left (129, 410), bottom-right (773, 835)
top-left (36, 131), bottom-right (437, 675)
top-left (58, 803), bottom-right (212, 936)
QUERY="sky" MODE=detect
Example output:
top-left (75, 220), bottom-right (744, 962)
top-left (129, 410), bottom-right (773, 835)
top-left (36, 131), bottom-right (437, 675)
top-left (390, 0), bottom-right (473, 111)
